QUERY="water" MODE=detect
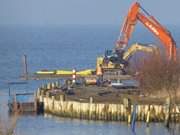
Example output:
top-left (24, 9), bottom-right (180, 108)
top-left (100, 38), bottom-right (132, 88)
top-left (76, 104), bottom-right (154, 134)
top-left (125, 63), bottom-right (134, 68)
top-left (15, 115), bottom-right (179, 135)
top-left (0, 25), bottom-right (180, 135)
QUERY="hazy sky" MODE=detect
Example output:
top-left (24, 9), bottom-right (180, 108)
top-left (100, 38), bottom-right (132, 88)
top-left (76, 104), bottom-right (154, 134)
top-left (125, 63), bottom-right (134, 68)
top-left (0, 0), bottom-right (180, 26)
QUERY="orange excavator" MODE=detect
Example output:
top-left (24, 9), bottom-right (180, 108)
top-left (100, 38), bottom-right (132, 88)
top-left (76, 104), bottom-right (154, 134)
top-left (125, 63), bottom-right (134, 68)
top-left (115, 2), bottom-right (177, 62)
top-left (96, 2), bottom-right (177, 76)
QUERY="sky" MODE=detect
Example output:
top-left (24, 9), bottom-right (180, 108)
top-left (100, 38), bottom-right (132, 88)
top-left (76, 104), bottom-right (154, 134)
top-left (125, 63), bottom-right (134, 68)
top-left (0, 0), bottom-right (180, 26)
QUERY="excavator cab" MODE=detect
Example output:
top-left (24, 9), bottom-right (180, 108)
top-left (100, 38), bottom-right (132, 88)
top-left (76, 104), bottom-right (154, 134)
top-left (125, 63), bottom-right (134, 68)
top-left (104, 50), bottom-right (118, 63)
top-left (104, 49), bottom-right (127, 65)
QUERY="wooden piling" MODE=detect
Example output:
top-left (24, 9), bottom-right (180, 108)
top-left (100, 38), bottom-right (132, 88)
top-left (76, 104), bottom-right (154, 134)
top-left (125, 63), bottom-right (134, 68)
top-left (123, 98), bottom-right (131, 124)
top-left (146, 105), bottom-right (150, 127)
top-left (164, 97), bottom-right (171, 128)
top-left (22, 54), bottom-right (28, 79)
top-left (36, 89), bottom-right (180, 123)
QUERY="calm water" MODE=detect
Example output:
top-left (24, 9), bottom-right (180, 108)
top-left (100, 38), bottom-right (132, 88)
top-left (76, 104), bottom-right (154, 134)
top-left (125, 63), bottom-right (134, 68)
top-left (0, 25), bottom-right (180, 135)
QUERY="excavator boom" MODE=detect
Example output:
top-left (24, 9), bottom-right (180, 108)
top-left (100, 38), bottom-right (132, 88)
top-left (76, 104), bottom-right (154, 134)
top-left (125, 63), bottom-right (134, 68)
top-left (116, 2), bottom-right (177, 61)
top-left (123, 43), bottom-right (159, 61)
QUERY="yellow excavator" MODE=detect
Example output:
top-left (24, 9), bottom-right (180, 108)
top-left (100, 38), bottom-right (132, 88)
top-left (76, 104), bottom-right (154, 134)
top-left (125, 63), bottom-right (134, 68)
top-left (123, 43), bottom-right (159, 61)
top-left (96, 43), bottom-right (159, 74)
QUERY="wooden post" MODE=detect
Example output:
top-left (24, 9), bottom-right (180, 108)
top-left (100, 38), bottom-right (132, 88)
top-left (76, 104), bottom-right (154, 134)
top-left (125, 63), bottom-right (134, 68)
top-left (46, 92), bottom-right (50, 98)
top-left (164, 97), bottom-right (171, 128)
top-left (89, 97), bottom-right (93, 119)
top-left (48, 83), bottom-right (53, 90)
top-left (60, 94), bottom-right (65, 101)
top-left (13, 94), bottom-right (17, 112)
top-left (52, 83), bottom-right (55, 89)
top-left (44, 84), bottom-right (47, 90)
top-left (131, 103), bottom-right (137, 132)
top-left (52, 96), bottom-right (55, 110)
top-left (34, 92), bottom-right (37, 112)
top-left (146, 105), bottom-right (150, 127)
top-left (22, 54), bottom-right (28, 79)
top-left (141, 105), bottom-right (145, 121)
top-left (123, 98), bottom-right (131, 124)
top-left (44, 92), bottom-right (49, 111)
top-left (37, 88), bottom-right (40, 99)
top-left (55, 81), bottom-right (60, 88)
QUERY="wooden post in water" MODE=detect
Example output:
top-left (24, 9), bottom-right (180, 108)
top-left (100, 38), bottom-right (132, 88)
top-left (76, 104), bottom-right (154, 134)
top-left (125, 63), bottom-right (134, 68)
top-left (13, 93), bottom-right (17, 112)
top-left (47, 83), bottom-right (52, 90)
top-left (146, 105), bottom-right (150, 127)
top-left (55, 81), bottom-right (61, 89)
top-left (89, 97), bottom-right (93, 120)
top-left (22, 54), bottom-right (28, 80)
top-left (164, 97), bottom-right (171, 128)
top-left (34, 92), bottom-right (37, 112)
top-left (131, 103), bottom-right (137, 132)
top-left (60, 94), bottom-right (65, 101)
top-left (51, 96), bottom-right (55, 111)
top-left (123, 98), bottom-right (131, 124)
top-left (36, 88), bottom-right (40, 99)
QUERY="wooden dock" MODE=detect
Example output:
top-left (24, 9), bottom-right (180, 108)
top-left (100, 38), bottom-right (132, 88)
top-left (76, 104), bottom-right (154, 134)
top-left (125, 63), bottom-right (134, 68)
top-left (8, 93), bottom-right (43, 114)
top-left (20, 74), bottom-right (132, 80)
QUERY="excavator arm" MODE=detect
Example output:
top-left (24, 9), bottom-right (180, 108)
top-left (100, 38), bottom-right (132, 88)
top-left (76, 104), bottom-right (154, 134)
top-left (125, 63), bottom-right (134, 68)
top-left (122, 43), bottom-right (159, 61)
top-left (116, 2), bottom-right (177, 61)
